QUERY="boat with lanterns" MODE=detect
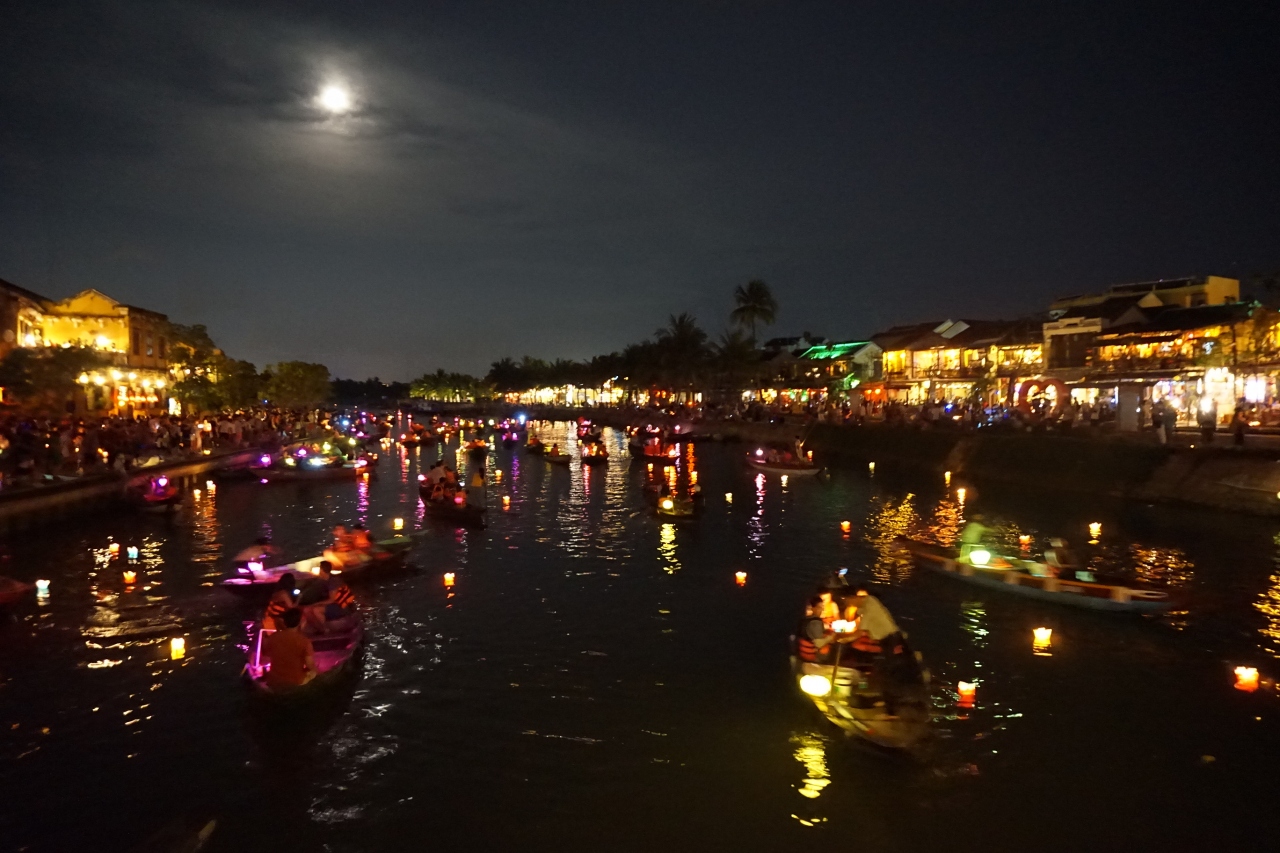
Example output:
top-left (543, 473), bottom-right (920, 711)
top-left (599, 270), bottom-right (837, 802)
top-left (259, 442), bottom-right (368, 482)
top-left (222, 537), bottom-right (415, 593)
top-left (745, 445), bottom-right (821, 476)
top-left (899, 538), bottom-right (1173, 613)
top-left (580, 442), bottom-right (609, 465)
top-left (242, 616), bottom-right (365, 700)
top-left (418, 485), bottom-right (487, 527)
top-left (655, 495), bottom-right (696, 520)
top-left (125, 473), bottom-right (182, 512)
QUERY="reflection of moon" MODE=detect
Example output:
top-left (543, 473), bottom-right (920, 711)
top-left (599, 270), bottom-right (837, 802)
top-left (318, 85), bottom-right (351, 113)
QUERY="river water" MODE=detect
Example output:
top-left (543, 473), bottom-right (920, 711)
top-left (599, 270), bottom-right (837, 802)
top-left (2, 421), bottom-right (1278, 852)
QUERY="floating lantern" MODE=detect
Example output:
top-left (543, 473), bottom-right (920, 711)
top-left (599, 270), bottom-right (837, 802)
top-left (781, 474), bottom-right (789, 486)
top-left (1089, 522), bottom-right (1102, 539)
top-left (1033, 627), bottom-right (1053, 655)
top-left (956, 487), bottom-right (966, 503)
top-left (969, 549), bottom-right (991, 566)
top-left (495, 470), bottom-right (503, 482)
top-left (957, 681), bottom-right (977, 708)
top-left (661, 498), bottom-right (674, 510)
top-left (393, 517), bottom-right (404, 531)
top-left (944, 470), bottom-right (951, 486)
top-left (502, 495), bottom-right (511, 509)
top-left (36, 579), bottom-right (50, 598)
top-left (126, 546), bottom-right (139, 560)
top-left (193, 488), bottom-right (201, 499)
top-left (443, 572), bottom-right (455, 588)
top-left (122, 570), bottom-right (137, 585)
top-left (725, 492), bottom-right (733, 504)
top-left (170, 637), bottom-right (185, 660)
top-left (1019, 534), bottom-right (1032, 549)
top-left (868, 462), bottom-right (875, 474)
top-left (1234, 666), bottom-right (1260, 693)
top-left (799, 674), bottom-right (832, 697)
top-left (109, 542), bottom-right (120, 555)
top-left (840, 520), bottom-right (852, 534)
top-left (735, 571), bottom-right (747, 586)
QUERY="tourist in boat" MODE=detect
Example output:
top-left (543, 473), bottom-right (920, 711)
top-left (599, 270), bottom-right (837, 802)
top-left (816, 589), bottom-right (840, 625)
top-left (844, 587), bottom-right (903, 654)
top-left (797, 597), bottom-right (834, 662)
top-left (263, 607), bottom-right (315, 688)
top-left (233, 536), bottom-right (282, 566)
top-left (304, 561), bottom-right (357, 632)
top-left (959, 514), bottom-right (990, 560)
top-left (263, 573), bottom-right (297, 630)
top-left (549, 443), bottom-right (561, 457)
top-left (1044, 538), bottom-right (1082, 580)
top-left (349, 524), bottom-right (373, 553)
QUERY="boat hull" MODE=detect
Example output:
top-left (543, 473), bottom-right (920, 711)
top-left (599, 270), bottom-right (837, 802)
top-left (792, 646), bottom-right (931, 750)
top-left (419, 489), bottom-right (487, 527)
top-left (221, 541), bottom-right (410, 593)
top-left (243, 619), bottom-right (364, 701)
top-left (746, 458), bottom-right (821, 476)
top-left (901, 539), bottom-right (1172, 613)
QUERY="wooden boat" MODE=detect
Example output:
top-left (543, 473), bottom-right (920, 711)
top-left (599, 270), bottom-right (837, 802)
top-left (221, 537), bottom-right (414, 593)
top-left (791, 633), bottom-right (931, 750)
top-left (525, 439), bottom-right (546, 455)
top-left (466, 440), bottom-right (489, 459)
top-left (900, 538), bottom-right (1173, 613)
top-left (580, 444), bottom-right (609, 465)
top-left (500, 432), bottom-right (520, 448)
top-left (745, 449), bottom-right (821, 476)
top-left (243, 617), bottom-right (364, 700)
top-left (126, 474), bottom-right (182, 512)
top-left (545, 451), bottom-right (572, 466)
top-left (0, 576), bottom-right (33, 606)
top-left (399, 433), bottom-right (421, 447)
top-left (419, 488), bottom-right (487, 527)
top-left (655, 496), bottom-right (696, 520)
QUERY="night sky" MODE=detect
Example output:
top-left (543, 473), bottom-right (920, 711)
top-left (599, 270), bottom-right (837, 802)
top-left (1, 1), bottom-right (1276, 379)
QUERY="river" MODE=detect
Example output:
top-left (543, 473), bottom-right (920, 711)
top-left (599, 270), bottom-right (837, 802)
top-left (2, 420), bottom-right (1277, 852)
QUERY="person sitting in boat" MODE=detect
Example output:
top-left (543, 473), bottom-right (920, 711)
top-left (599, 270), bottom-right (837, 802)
top-left (1044, 538), bottom-right (1082, 580)
top-left (263, 607), bottom-right (315, 689)
top-left (816, 589), bottom-right (841, 625)
top-left (349, 524), bottom-right (373, 554)
top-left (549, 443), bottom-right (561, 457)
top-left (959, 514), bottom-right (991, 561)
top-left (263, 573), bottom-right (298, 630)
top-left (843, 587), bottom-right (903, 655)
top-left (797, 597), bottom-right (834, 662)
top-left (233, 537), bottom-right (282, 566)
top-left (304, 561), bottom-right (357, 632)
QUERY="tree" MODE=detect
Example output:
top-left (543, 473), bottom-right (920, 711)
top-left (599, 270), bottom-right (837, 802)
top-left (654, 313), bottom-right (710, 391)
top-left (0, 347), bottom-right (111, 412)
top-left (713, 329), bottom-right (762, 393)
top-left (220, 359), bottom-right (262, 409)
top-left (730, 279), bottom-right (779, 342)
top-left (263, 361), bottom-right (331, 408)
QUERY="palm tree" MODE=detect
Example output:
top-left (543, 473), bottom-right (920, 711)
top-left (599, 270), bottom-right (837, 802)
top-left (714, 329), bottom-right (761, 393)
top-left (730, 279), bottom-right (778, 342)
top-left (655, 313), bottom-right (710, 394)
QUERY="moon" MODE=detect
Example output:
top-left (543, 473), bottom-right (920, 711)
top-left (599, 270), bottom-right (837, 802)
top-left (318, 85), bottom-right (351, 114)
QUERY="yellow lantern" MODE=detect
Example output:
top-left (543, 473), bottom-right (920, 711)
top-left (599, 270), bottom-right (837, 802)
top-left (724, 492), bottom-right (733, 504)
top-left (1234, 666), bottom-right (1260, 693)
top-left (868, 462), bottom-right (875, 474)
top-left (502, 495), bottom-right (511, 509)
top-left (840, 520), bottom-right (852, 534)
top-left (1033, 627), bottom-right (1053, 655)
top-left (170, 637), bottom-right (186, 660)
top-left (735, 571), bottom-right (747, 586)
top-left (944, 470), bottom-right (951, 486)
top-left (957, 681), bottom-right (976, 707)
top-left (1089, 522), bottom-right (1102, 539)
top-left (443, 572), bottom-right (455, 588)
top-left (122, 570), bottom-right (137, 585)
top-left (393, 517), bottom-right (404, 531)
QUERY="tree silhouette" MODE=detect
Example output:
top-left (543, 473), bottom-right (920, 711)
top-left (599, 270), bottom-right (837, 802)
top-left (730, 279), bottom-right (778, 342)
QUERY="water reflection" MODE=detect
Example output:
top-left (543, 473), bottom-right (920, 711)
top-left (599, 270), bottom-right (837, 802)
top-left (861, 494), bottom-right (919, 583)
top-left (1256, 533), bottom-right (1280, 658)
top-left (658, 523), bottom-right (679, 573)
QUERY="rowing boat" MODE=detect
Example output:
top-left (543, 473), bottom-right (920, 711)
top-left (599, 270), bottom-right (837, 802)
top-left (745, 451), bottom-right (822, 476)
top-left (545, 453), bottom-right (572, 466)
top-left (221, 537), bottom-right (414, 593)
top-left (419, 489), bottom-right (487, 527)
top-left (243, 616), bottom-right (364, 700)
top-left (899, 538), bottom-right (1173, 613)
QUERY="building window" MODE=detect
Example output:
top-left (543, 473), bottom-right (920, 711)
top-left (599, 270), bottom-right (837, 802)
top-left (132, 330), bottom-right (141, 355)
top-left (158, 337), bottom-right (166, 359)
top-left (146, 333), bottom-right (154, 357)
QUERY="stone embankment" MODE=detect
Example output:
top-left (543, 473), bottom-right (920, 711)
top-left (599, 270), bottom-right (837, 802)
top-left (0, 449), bottom-right (260, 533)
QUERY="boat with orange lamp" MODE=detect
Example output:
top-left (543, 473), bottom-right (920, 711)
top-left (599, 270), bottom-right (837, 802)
top-left (580, 442), bottom-right (609, 465)
top-left (745, 444), bottom-right (821, 476)
top-left (899, 538), bottom-right (1174, 613)
top-left (791, 590), bottom-right (931, 749)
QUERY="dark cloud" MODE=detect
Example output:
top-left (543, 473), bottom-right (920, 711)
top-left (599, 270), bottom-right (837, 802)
top-left (0, 1), bottom-right (1277, 378)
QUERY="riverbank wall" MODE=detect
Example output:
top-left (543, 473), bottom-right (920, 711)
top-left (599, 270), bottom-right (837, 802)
top-left (0, 449), bottom-right (259, 534)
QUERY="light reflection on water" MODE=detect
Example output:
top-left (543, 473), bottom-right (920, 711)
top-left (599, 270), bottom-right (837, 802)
top-left (4, 428), bottom-right (1280, 850)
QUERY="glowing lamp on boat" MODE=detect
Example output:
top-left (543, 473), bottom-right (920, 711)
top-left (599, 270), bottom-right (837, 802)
top-left (417, 474), bottom-right (426, 482)
top-left (1033, 627), bottom-right (1053, 656)
top-left (453, 495), bottom-right (464, 506)
top-left (36, 579), bottom-right (50, 598)
top-left (247, 561), bottom-right (263, 574)
top-left (840, 520), bottom-right (852, 534)
top-left (667, 447), bottom-right (678, 458)
top-left (831, 619), bottom-right (857, 633)
top-left (393, 517), bottom-right (404, 531)
top-left (957, 681), bottom-right (977, 708)
top-left (284, 457), bottom-right (297, 467)
top-left (354, 458), bottom-right (368, 468)
top-left (1089, 522), bottom-right (1101, 539)
top-left (170, 637), bottom-right (186, 660)
top-left (735, 571), bottom-right (747, 586)
top-left (1234, 666), bottom-right (1260, 693)
top-left (755, 448), bottom-right (764, 458)
top-left (122, 570), bottom-right (137, 585)
top-left (126, 546), bottom-right (139, 561)
top-left (725, 492), bottom-right (733, 504)
top-left (443, 572), bottom-right (455, 588)
top-left (259, 455), bottom-right (271, 467)
top-left (661, 499), bottom-right (674, 511)
top-left (156, 477), bottom-right (169, 488)
top-left (307, 457), bottom-right (325, 467)
top-left (349, 438), bottom-right (357, 446)
top-left (799, 674), bottom-right (832, 697)
top-left (296, 448), bottom-right (307, 458)
top-left (969, 549), bottom-right (991, 567)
